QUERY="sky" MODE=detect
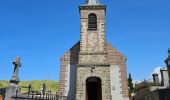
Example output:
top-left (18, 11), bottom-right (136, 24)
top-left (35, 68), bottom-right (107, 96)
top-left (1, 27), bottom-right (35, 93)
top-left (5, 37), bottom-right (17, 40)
top-left (0, 0), bottom-right (170, 81)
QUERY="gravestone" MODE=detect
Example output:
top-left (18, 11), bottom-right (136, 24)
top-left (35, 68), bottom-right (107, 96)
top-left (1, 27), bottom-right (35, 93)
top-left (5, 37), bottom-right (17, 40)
top-left (5, 57), bottom-right (21, 100)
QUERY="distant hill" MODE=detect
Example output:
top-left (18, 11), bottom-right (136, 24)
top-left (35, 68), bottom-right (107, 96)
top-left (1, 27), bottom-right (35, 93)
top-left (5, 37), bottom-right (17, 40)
top-left (0, 80), bottom-right (58, 93)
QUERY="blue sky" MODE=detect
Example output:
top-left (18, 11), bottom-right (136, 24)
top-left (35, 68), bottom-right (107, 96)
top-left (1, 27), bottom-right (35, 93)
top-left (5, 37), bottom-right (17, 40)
top-left (0, 0), bottom-right (170, 81)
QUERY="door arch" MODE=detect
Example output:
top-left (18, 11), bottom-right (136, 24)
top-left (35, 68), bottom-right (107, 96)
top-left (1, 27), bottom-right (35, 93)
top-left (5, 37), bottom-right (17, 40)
top-left (86, 77), bottom-right (102, 100)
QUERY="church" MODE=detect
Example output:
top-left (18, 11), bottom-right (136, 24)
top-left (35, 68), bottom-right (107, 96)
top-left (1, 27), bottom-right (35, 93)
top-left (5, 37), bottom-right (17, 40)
top-left (58, 0), bottom-right (129, 100)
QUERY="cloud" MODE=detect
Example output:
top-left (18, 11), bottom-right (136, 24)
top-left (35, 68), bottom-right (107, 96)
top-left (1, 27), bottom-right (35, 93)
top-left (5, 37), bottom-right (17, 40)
top-left (133, 79), bottom-right (141, 85)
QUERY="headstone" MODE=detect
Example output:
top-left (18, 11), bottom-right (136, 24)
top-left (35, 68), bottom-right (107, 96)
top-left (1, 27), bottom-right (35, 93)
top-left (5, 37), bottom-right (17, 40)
top-left (160, 68), bottom-right (169, 87)
top-left (152, 73), bottom-right (159, 85)
top-left (5, 57), bottom-right (21, 100)
top-left (4, 84), bottom-right (20, 100)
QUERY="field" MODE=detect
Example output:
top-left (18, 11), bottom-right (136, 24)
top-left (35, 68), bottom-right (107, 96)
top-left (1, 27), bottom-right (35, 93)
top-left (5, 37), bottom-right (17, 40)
top-left (0, 80), bottom-right (58, 93)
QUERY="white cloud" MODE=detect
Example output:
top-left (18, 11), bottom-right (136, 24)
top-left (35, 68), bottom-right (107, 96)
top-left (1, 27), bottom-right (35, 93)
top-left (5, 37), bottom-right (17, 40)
top-left (133, 79), bottom-right (141, 86)
top-left (132, 67), bottom-right (164, 85)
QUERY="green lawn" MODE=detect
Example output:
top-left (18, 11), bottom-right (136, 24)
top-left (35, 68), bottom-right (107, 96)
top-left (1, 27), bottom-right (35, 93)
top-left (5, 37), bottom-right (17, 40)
top-left (0, 80), bottom-right (58, 94)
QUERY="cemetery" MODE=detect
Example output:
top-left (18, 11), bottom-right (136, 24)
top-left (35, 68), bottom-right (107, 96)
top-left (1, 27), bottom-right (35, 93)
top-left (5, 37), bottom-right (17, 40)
top-left (0, 0), bottom-right (169, 100)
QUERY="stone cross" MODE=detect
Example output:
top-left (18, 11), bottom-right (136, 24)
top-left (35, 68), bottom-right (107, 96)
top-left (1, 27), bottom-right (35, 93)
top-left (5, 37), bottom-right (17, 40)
top-left (10, 57), bottom-right (21, 84)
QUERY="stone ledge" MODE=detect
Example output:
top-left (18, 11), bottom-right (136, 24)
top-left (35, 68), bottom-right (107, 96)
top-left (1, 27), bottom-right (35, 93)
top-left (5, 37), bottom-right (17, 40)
top-left (77, 64), bottom-right (110, 67)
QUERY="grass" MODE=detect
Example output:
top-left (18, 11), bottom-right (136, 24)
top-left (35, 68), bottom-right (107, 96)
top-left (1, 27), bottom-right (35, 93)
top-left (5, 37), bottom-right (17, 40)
top-left (0, 80), bottom-right (58, 94)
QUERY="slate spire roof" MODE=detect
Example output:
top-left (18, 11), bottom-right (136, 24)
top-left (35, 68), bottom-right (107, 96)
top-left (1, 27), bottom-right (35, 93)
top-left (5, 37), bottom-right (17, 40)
top-left (85, 0), bottom-right (100, 5)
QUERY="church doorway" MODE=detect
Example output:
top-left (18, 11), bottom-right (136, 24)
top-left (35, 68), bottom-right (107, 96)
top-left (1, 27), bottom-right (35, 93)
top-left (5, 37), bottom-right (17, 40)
top-left (86, 77), bottom-right (102, 100)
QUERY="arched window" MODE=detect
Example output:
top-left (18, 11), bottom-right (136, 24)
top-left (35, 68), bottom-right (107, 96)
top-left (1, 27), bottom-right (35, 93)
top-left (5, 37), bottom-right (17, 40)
top-left (88, 13), bottom-right (97, 30)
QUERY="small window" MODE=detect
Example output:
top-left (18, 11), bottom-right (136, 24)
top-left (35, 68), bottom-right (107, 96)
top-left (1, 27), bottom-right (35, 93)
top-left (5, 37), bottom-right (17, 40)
top-left (88, 13), bottom-right (97, 30)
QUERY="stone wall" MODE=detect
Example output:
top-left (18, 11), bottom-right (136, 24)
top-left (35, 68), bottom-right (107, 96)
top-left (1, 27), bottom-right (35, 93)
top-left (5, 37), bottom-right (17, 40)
top-left (67, 65), bottom-right (77, 100)
top-left (59, 28), bottom-right (129, 100)
top-left (134, 88), bottom-right (158, 100)
top-left (134, 87), bottom-right (170, 100)
top-left (79, 7), bottom-right (106, 54)
top-left (76, 66), bottom-right (111, 100)
top-left (110, 65), bottom-right (124, 100)
top-left (58, 42), bottom-right (80, 97)
top-left (106, 43), bottom-right (129, 99)
top-left (58, 52), bottom-right (70, 96)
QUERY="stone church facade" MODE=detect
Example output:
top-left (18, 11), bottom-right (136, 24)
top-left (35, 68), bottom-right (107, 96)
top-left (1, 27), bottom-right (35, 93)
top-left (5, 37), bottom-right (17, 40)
top-left (58, 0), bottom-right (129, 100)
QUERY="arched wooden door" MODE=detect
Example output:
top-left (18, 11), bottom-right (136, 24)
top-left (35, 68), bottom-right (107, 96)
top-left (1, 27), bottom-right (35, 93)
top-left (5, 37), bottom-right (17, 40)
top-left (86, 77), bottom-right (102, 100)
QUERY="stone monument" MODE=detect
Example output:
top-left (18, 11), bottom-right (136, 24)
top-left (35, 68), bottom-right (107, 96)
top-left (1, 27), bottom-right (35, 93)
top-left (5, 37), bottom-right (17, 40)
top-left (160, 68), bottom-right (169, 87)
top-left (5, 57), bottom-right (21, 100)
top-left (152, 73), bottom-right (159, 85)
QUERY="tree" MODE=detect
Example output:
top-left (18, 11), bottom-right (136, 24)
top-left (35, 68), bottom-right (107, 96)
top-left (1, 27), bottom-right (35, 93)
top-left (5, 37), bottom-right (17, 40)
top-left (128, 73), bottom-right (134, 93)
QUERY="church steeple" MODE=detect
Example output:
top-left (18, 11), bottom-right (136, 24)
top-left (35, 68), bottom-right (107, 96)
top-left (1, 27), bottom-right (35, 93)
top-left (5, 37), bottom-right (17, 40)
top-left (85, 0), bottom-right (100, 5)
top-left (79, 0), bottom-right (107, 65)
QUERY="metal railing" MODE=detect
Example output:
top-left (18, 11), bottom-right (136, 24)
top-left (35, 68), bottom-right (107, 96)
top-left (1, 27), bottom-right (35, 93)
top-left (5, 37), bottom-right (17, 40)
top-left (11, 91), bottom-right (67, 100)
top-left (11, 84), bottom-right (67, 100)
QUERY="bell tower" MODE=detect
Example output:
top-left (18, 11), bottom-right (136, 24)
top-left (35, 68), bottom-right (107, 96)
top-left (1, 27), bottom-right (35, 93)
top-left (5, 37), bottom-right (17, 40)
top-left (79, 0), bottom-right (108, 65)
top-left (76, 0), bottom-right (112, 100)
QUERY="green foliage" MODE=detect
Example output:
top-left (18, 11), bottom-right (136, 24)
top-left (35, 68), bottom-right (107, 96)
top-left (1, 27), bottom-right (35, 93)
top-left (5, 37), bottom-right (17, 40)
top-left (135, 81), bottom-right (159, 91)
top-left (0, 81), bottom-right (9, 88)
top-left (0, 82), bottom-right (6, 97)
top-left (127, 73), bottom-right (135, 93)
top-left (19, 80), bottom-right (58, 93)
top-left (0, 80), bottom-right (58, 93)
top-left (0, 82), bottom-right (3, 88)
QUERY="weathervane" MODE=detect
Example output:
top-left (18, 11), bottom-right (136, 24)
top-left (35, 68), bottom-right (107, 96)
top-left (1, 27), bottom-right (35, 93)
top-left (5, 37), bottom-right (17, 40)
top-left (10, 57), bottom-right (21, 84)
